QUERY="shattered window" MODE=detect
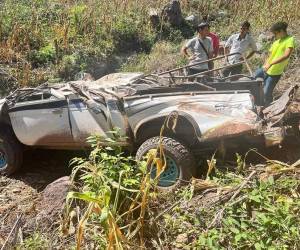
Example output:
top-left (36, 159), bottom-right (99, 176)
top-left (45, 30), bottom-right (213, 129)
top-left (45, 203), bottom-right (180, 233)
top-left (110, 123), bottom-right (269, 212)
top-left (17, 92), bottom-right (57, 103)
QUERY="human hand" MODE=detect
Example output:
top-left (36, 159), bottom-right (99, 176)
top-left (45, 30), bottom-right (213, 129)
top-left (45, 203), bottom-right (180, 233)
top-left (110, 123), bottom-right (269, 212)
top-left (263, 63), bottom-right (272, 72)
top-left (188, 55), bottom-right (196, 60)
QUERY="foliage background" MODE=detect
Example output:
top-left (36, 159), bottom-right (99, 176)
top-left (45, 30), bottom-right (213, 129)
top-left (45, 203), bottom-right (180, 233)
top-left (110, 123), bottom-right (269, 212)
top-left (0, 0), bottom-right (299, 91)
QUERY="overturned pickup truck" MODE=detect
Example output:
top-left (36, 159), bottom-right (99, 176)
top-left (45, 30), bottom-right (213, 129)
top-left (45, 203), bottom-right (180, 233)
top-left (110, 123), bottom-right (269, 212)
top-left (0, 72), bottom-right (299, 188)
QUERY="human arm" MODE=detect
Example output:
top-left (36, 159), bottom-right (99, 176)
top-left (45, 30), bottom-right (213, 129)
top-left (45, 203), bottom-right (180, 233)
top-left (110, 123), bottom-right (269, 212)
top-left (224, 35), bottom-right (233, 52)
top-left (263, 47), bottom-right (294, 71)
top-left (214, 35), bottom-right (220, 57)
top-left (181, 46), bottom-right (189, 57)
top-left (181, 39), bottom-right (195, 60)
top-left (208, 39), bottom-right (214, 59)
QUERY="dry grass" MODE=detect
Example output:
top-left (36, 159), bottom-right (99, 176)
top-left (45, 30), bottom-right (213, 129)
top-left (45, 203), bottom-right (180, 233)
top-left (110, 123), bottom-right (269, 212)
top-left (1, 0), bottom-right (299, 87)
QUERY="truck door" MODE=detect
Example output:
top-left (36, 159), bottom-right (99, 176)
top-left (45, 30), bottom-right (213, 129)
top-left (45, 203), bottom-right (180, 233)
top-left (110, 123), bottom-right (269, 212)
top-left (68, 96), bottom-right (110, 145)
top-left (9, 92), bottom-right (73, 146)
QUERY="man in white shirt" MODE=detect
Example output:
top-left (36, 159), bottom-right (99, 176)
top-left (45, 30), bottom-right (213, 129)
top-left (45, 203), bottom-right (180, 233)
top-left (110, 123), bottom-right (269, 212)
top-left (223, 21), bottom-right (257, 77)
top-left (181, 22), bottom-right (213, 76)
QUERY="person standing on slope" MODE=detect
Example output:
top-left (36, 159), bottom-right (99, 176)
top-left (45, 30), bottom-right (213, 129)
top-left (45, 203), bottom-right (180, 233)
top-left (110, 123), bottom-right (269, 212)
top-left (223, 21), bottom-right (257, 77)
top-left (254, 21), bottom-right (295, 105)
top-left (208, 25), bottom-right (220, 58)
top-left (181, 22), bottom-right (213, 76)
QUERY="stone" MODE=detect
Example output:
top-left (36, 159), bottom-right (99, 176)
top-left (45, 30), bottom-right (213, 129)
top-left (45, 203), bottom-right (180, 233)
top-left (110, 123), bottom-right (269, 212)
top-left (35, 176), bottom-right (71, 228)
top-left (75, 72), bottom-right (95, 81)
top-left (256, 31), bottom-right (274, 51)
top-left (185, 14), bottom-right (201, 27)
top-left (161, 0), bottom-right (183, 26)
top-left (175, 233), bottom-right (189, 248)
top-left (216, 10), bottom-right (229, 20)
top-left (149, 8), bottom-right (160, 27)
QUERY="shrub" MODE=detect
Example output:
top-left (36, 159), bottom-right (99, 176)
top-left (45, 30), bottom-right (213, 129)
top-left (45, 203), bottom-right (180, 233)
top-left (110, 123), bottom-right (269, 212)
top-left (57, 54), bottom-right (81, 80)
top-left (64, 132), bottom-right (154, 248)
top-left (121, 41), bottom-right (188, 73)
top-left (196, 176), bottom-right (300, 249)
top-left (29, 44), bottom-right (56, 67)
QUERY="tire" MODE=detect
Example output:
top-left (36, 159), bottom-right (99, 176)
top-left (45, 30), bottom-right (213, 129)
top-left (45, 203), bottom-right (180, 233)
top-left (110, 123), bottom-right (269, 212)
top-left (136, 136), bottom-right (196, 191)
top-left (0, 126), bottom-right (23, 175)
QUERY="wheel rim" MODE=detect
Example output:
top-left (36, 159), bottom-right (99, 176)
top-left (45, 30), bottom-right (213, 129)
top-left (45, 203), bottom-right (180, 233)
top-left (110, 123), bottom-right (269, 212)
top-left (150, 156), bottom-right (179, 187)
top-left (0, 150), bottom-right (7, 169)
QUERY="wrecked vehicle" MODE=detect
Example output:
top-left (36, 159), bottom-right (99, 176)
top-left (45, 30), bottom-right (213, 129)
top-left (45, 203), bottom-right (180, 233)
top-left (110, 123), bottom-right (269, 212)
top-left (0, 72), bottom-right (299, 189)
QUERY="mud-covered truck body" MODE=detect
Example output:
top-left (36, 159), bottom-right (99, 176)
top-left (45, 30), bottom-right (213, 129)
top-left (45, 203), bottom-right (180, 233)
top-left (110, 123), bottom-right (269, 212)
top-left (0, 73), bottom-right (299, 189)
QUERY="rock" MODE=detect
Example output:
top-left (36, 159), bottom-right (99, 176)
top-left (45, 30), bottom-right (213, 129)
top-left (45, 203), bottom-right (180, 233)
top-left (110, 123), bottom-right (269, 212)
top-left (35, 176), bottom-right (71, 229)
top-left (149, 8), bottom-right (160, 28)
top-left (185, 14), bottom-right (201, 27)
top-left (161, 0), bottom-right (183, 26)
top-left (216, 10), bottom-right (229, 20)
top-left (175, 233), bottom-right (188, 248)
top-left (90, 61), bottom-right (114, 79)
top-left (75, 72), bottom-right (95, 81)
top-left (256, 31), bottom-right (274, 51)
top-left (258, 32), bottom-right (273, 43)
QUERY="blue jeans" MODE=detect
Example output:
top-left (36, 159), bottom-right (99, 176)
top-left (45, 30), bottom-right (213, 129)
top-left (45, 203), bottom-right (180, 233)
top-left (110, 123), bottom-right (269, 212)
top-left (254, 68), bottom-right (281, 106)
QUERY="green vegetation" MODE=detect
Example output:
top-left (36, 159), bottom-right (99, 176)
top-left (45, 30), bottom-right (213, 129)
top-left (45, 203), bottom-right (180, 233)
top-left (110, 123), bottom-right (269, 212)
top-left (1, 0), bottom-right (299, 90)
top-left (121, 41), bottom-right (188, 73)
top-left (197, 176), bottom-right (300, 249)
top-left (60, 137), bottom-right (300, 249)
top-left (63, 132), bottom-right (166, 248)
top-left (168, 169), bottom-right (300, 249)
top-left (0, 0), bottom-right (188, 87)
top-left (17, 233), bottom-right (49, 250)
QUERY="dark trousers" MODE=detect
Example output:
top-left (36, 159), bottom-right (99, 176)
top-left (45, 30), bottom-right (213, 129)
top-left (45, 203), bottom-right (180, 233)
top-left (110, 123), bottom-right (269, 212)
top-left (254, 67), bottom-right (281, 106)
top-left (187, 68), bottom-right (207, 76)
top-left (186, 68), bottom-right (208, 81)
top-left (223, 64), bottom-right (243, 77)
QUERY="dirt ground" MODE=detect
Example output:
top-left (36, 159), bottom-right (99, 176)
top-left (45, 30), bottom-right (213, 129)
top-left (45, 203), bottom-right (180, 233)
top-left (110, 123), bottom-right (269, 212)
top-left (0, 149), bottom-right (83, 246)
top-left (1, 141), bottom-right (300, 243)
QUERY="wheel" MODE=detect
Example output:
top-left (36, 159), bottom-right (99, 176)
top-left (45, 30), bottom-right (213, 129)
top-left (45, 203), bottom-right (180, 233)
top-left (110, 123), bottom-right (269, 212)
top-left (0, 126), bottom-right (23, 175)
top-left (136, 136), bottom-right (196, 190)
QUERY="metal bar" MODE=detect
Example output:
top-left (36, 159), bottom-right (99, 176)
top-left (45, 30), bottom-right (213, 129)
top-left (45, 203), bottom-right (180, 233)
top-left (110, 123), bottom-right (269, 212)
top-left (157, 52), bottom-right (242, 76)
top-left (194, 82), bottom-right (216, 91)
top-left (168, 72), bottom-right (175, 84)
top-left (222, 74), bottom-right (253, 81)
top-left (124, 90), bottom-right (250, 101)
top-left (159, 61), bottom-right (245, 79)
top-left (242, 55), bottom-right (254, 77)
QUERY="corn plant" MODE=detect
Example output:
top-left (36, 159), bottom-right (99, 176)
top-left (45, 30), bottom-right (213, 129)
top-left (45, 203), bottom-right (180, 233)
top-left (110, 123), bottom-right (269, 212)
top-left (63, 128), bottom-right (167, 249)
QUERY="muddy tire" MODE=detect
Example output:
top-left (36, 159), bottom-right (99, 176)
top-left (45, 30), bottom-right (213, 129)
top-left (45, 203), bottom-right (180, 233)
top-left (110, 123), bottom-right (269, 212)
top-left (0, 126), bottom-right (23, 175)
top-left (136, 136), bottom-right (196, 190)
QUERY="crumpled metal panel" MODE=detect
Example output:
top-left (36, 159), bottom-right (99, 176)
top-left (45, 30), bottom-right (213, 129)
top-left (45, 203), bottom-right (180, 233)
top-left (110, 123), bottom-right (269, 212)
top-left (263, 85), bottom-right (299, 127)
top-left (164, 94), bottom-right (258, 141)
top-left (201, 120), bottom-right (256, 140)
